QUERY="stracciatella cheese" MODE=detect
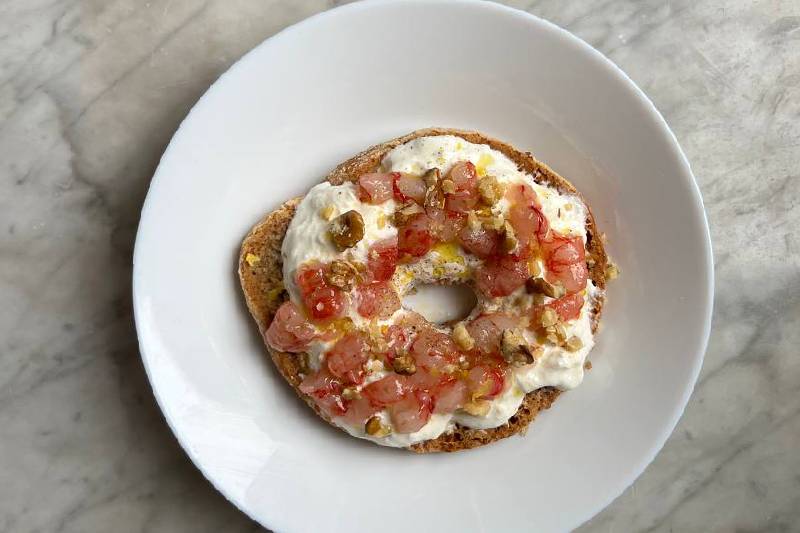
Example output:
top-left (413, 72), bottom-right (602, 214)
top-left (280, 136), bottom-right (601, 446)
top-left (382, 135), bottom-right (587, 238)
top-left (282, 183), bottom-right (397, 306)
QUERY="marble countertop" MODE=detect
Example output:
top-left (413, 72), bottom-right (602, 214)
top-left (1, 0), bottom-right (798, 531)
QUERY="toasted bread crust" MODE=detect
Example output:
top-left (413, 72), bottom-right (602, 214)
top-left (238, 128), bottom-right (607, 452)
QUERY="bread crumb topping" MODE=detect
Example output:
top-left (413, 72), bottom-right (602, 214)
top-left (245, 253), bottom-right (260, 267)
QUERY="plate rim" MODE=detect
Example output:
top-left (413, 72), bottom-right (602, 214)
top-left (132, 0), bottom-right (714, 530)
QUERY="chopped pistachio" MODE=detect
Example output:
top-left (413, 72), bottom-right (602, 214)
top-left (452, 322), bottom-right (475, 351)
top-left (509, 344), bottom-right (543, 365)
top-left (526, 277), bottom-right (566, 298)
top-left (422, 167), bottom-right (441, 187)
top-left (528, 238), bottom-right (541, 256)
top-left (477, 176), bottom-right (502, 205)
top-left (529, 345), bottom-right (545, 361)
top-left (394, 202), bottom-right (424, 226)
top-left (324, 260), bottom-right (359, 290)
top-left (502, 221), bottom-right (518, 253)
top-left (501, 329), bottom-right (535, 365)
top-left (425, 188), bottom-right (445, 210)
top-left (365, 416), bottom-right (391, 437)
top-left (540, 307), bottom-right (559, 328)
top-left (329, 210), bottom-right (365, 250)
top-left (367, 320), bottom-right (388, 353)
top-left (441, 179), bottom-right (456, 194)
top-left (326, 317), bottom-right (355, 337)
top-left (474, 206), bottom-right (493, 218)
top-left (245, 253), bottom-right (260, 267)
top-left (461, 399), bottom-right (491, 417)
top-left (320, 204), bottom-right (336, 221)
top-left (531, 293), bottom-right (546, 305)
top-left (341, 387), bottom-right (360, 400)
top-left (554, 323), bottom-right (568, 343)
top-left (565, 336), bottom-right (584, 352)
top-left (528, 260), bottom-right (542, 278)
top-left (366, 359), bottom-right (384, 374)
top-left (481, 214), bottom-right (504, 231)
top-left (392, 354), bottom-right (417, 375)
top-left (467, 211), bottom-right (481, 230)
top-left (423, 170), bottom-right (445, 210)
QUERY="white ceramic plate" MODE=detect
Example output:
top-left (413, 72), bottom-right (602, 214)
top-left (133, 1), bottom-right (713, 531)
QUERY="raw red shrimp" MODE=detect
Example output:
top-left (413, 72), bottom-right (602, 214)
top-left (265, 301), bottom-right (316, 352)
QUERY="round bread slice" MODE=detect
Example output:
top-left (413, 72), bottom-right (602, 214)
top-left (238, 128), bottom-right (608, 453)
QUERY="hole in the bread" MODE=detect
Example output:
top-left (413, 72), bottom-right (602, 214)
top-left (401, 283), bottom-right (477, 324)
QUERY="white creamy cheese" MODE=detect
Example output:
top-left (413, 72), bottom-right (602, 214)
top-left (383, 135), bottom-right (587, 237)
top-left (281, 182), bottom-right (397, 305)
top-left (453, 382), bottom-right (526, 429)
top-left (340, 411), bottom-right (456, 448)
top-left (281, 135), bottom-right (601, 447)
top-left (514, 280), bottom-right (599, 391)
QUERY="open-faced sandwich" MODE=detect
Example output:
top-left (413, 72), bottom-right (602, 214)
top-left (239, 128), bottom-right (612, 452)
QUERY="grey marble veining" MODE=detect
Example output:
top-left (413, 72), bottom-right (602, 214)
top-left (0, 1), bottom-right (797, 531)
